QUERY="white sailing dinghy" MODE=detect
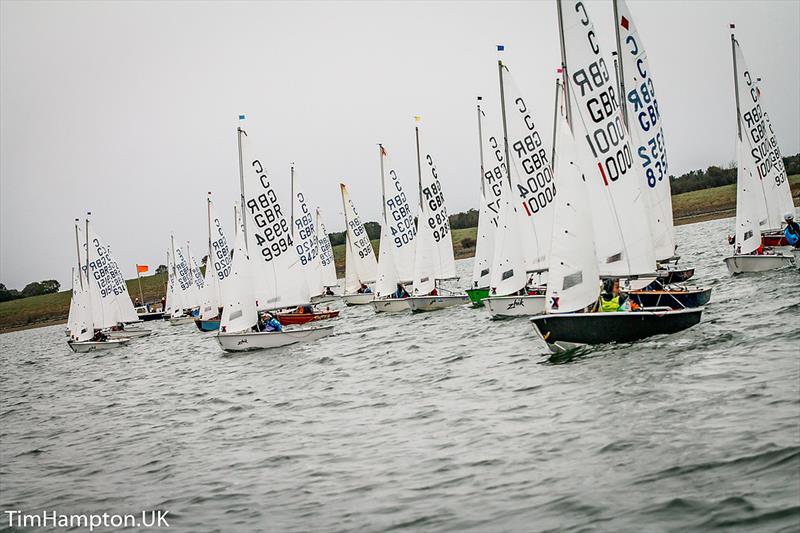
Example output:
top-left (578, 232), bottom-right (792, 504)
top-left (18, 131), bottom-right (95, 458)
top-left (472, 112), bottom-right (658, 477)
top-left (340, 183), bottom-right (379, 305)
top-left (167, 236), bottom-right (201, 325)
top-left (408, 118), bottom-right (469, 312)
top-left (314, 207), bottom-right (340, 303)
top-left (484, 59), bottom-right (555, 319)
top-left (68, 219), bottom-right (131, 352)
top-left (531, 0), bottom-right (702, 352)
top-left (723, 27), bottom-right (793, 274)
top-left (216, 125), bottom-right (333, 352)
top-left (196, 193), bottom-right (234, 331)
top-left (467, 96), bottom-right (505, 307)
top-left (372, 144), bottom-right (417, 313)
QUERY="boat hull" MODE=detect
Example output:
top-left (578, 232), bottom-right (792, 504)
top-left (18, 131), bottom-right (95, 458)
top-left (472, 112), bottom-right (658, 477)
top-left (311, 294), bottom-right (339, 305)
top-left (656, 267), bottom-right (694, 284)
top-left (407, 295), bottom-right (469, 312)
top-left (195, 318), bottom-right (221, 332)
top-left (484, 295), bottom-right (546, 319)
top-left (216, 325), bottom-right (335, 352)
top-left (762, 233), bottom-right (788, 248)
top-left (371, 298), bottom-right (410, 313)
top-left (168, 316), bottom-right (195, 326)
top-left (68, 338), bottom-right (131, 353)
top-left (342, 293), bottom-right (374, 306)
top-left (628, 287), bottom-right (712, 310)
top-left (137, 312), bottom-right (165, 321)
top-left (106, 329), bottom-right (152, 339)
top-left (531, 308), bottom-right (704, 352)
top-left (465, 287), bottom-right (489, 307)
top-left (275, 310), bottom-right (340, 325)
top-left (723, 254), bottom-right (793, 274)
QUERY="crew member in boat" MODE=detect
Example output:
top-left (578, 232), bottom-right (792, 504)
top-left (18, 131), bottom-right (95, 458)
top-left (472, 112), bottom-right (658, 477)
top-left (597, 279), bottom-right (638, 312)
top-left (324, 287), bottom-right (335, 296)
top-left (356, 283), bottom-right (372, 294)
top-left (295, 304), bottom-right (314, 314)
top-left (92, 330), bottom-right (109, 342)
top-left (255, 312), bottom-right (283, 332)
top-left (392, 283), bottom-right (410, 299)
top-left (784, 213), bottom-right (800, 248)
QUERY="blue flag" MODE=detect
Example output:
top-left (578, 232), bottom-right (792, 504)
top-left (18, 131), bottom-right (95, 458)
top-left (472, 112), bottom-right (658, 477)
top-left (238, 114), bottom-right (246, 120)
top-left (496, 44), bottom-right (505, 51)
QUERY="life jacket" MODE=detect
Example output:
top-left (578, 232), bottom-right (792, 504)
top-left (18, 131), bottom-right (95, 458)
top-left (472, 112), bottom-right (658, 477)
top-left (600, 295), bottom-right (621, 312)
top-left (786, 222), bottom-right (800, 245)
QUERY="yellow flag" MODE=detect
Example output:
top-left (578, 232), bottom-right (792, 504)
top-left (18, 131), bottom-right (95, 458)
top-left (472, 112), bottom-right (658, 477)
top-left (414, 115), bottom-right (421, 123)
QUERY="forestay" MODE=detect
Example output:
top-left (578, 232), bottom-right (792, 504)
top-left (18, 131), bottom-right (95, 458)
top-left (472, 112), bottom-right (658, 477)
top-left (292, 169), bottom-right (323, 297)
top-left (616, 0), bottom-right (676, 260)
top-left (240, 134), bottom-right (310, 310)
top-left (340, 183), bottom-right (378, 289)
top-left (559, 0), bottom-right (656, 277)
top-left (219, 210), bottom-right (258, 333)
top-left (316, 208), bottom-right (338, 288)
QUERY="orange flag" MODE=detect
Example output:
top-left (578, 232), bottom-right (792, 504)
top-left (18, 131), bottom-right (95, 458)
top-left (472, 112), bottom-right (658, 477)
top-left (137, 264), bottom-right (149, 273)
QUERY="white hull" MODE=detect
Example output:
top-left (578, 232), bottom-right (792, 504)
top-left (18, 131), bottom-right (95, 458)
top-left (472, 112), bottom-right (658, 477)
top-left (216, 325), bottom-right (335, 352)
top-left (723, 254), bottom-right (793, 274)
top-left (342, 293), bottom-right (374, 306)
top-left (793, 249), bottom-right (800, 269)
top-left (169, 316), bottom-right (195, 326)
top-left (484, 295), bottom-right (546, 319)
top-left (407, 295), bottom-right (469, 312)
top-left (311, 294), bottom-right (339, 305)
top-left (106, 329), bottom-right (151, 339)
top-left (68, 338), bottom-right (130, 353)
top-left (371, 298), bottom-right (410, 313)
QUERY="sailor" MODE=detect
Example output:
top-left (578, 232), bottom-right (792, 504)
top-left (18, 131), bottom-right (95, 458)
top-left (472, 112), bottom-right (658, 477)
top-left (134, 297), bottom-right (141, 307)
top-left (357, 283), bottom-right (372, 294)
top-left (392, 283), bottom-right (410, 299)
top-left (599, 279), bottom-right (628, 312)
top-left (295, 304), bottom-right (313, 314)
top-left (263, 312), bottom-right (283, 332)
top-left (784, 212), bottom-right (800, 247)
top-left (324, 287), bottom-right (335, 296)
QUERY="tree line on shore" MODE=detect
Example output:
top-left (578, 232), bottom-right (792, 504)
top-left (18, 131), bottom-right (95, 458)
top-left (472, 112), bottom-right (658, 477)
top-left (0, 281), bottom-right (61, 302)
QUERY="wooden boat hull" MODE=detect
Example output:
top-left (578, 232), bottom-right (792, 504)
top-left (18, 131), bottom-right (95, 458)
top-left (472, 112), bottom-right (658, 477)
top-left (407, 295), bottom-right (469, 312)
top-left (342, 293), bottom-right (374, 306)
top-left (68, 338), bottom-right (131, 353)
top-left (723, 254), bottom-right (793, 274)
top-left (465, 287), bottom-right (489, 307)
top-left (530, 308), bottom-right (704, 352)
top-left (484, 295), bottom-right (546, 319)
top-left (195, 318), bottom-right (220, 332)
top-left (275, 310), bottom-right (340, 325)
top-left (628, 287), bottom-right (712, 310)
top-left (371, 298), bottom-right (410, 313)
top-left (168, 316), bottom-right (195, 326)
top-left (762, 233), bottom-right (788, 248)
top-left (656, 267), bottom-right (694, 284)
top-left (216, 325), bottom-right (335, 352)
top-left (106, 328), bottom-right (152, 339)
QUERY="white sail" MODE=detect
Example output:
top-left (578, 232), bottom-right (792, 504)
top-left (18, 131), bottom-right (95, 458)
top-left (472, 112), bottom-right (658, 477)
top-left (381, 148), bottom-right (417, 282)
top-left (219, 210), bottom-right (258, 334)
top-left (504, 71), bottom-right (557, 272)
top-left (174, 245), bottom-right (200, 310)
top-left (68, 267), bottom-right (93, 341)
top-left (344, 231), bottom-right (359, 294)
top-left (340, 183), bottom-right (378, 289)
top-left (375, 221), bottom-right (400, 298)
top-left (734, 135), bottom-right (763, 255)
top-left (191, 255), bottom-right (205, 292)
top-left (733, 37), bottom-right (793, 231)
top-left (240, 134), bottom-right (310, 309)
top-left (84, 224), bottom-right (139, 327)
top-left (472, 115), bottom-right (505, 289)
top-left (200, 257), bottom-right (219, 320)
top-left (616, 0), bottom-right (676, 261)
top-left (164, 247), bottom-right (183, 316)
top-left (201, 197), bottom-right (233, 320)
top-left (316, 208), bottom-right (338, 288)
top-left (292, 168), bottom-right (324, 297)
top-left (412, 126), bottom-right (456, 294)
top-left (546, 99), bottom-right (600, 313)
top-left (489, 177), bottom-right (528, 295)
top-left (560, 0), bottom-right (656, 277)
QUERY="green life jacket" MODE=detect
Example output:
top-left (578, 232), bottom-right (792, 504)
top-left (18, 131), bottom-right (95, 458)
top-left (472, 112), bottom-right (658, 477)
top-left (600, 295), bottom-right (621, 312)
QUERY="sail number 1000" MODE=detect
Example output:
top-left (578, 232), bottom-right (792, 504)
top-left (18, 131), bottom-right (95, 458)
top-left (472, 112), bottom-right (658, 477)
top-left (584, 116), bottom-right (632, 184)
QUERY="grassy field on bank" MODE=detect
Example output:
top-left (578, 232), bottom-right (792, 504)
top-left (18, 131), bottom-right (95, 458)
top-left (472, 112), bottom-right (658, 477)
top-left (2, 176), bottom-right (798, 332)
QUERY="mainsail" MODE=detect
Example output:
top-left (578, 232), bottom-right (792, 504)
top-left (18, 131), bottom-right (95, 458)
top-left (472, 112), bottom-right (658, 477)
top-left (340, 183), bottom-right (378, 291)
top-left (84, 223), bottom-right (139, 327)
top-left (316, 208), bottom-right (338, 288)
top-left (201, 195), bottom-right (233, 320)
top-left (615, 0), bottom-right (676, 261)
top-left (292, 166), bottom-right (324, 297)
top-left (219, 210), bottom-right (258, 333)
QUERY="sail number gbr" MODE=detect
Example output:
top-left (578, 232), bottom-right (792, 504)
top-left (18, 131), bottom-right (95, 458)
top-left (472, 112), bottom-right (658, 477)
top-left (512, 97), bottom-right (555, 214)
top-left (247, 159), bottom-right (293, 262)
top-left (423, 155), bottom-right (450, 243)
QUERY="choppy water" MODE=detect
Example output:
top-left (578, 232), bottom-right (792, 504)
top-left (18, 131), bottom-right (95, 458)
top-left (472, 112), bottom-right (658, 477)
top-left (1, 217), bottom-right (799, 532)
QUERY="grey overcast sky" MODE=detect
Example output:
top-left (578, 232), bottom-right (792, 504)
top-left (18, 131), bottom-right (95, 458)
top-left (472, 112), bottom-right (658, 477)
top-left (1, 0), bottom-right (798, 290)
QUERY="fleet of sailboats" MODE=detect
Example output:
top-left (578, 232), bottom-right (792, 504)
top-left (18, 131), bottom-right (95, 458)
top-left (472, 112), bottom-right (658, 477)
top-left (63, 0), bottom-right (796, 356)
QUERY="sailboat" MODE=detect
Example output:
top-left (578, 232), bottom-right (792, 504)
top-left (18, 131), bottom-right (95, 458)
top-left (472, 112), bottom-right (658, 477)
top-left (612, 0), bottom-right (711, 308)
top-left (166, 236), bottom-right (201, 325)
top-left (484, 58), bottom-right (556, 319)
top-left (407, 118), bottom-right (469, 312)
top-left (314, 207), bottom-right (340, 302)
top-left (466, 96), bottom-right (504, 307)
top-left (67, 218), bottom-right (131, 352)
top-left (531, 0), bottom-right (703, 352)
top-left (195, 193), bottom-right (234, 332)
top-left (723, 26), bottom-right (794, 274)
top-left (215, 123), bottom-right (333, 352)
top-left (371, 144), bottom-right (417, 313)
top-left (340, 182), bottom-right (379, 305)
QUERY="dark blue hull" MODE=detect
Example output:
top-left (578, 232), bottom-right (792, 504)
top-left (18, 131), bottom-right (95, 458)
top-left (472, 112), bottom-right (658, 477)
top-left (195, 318), bottom-right (220, 332)
top-left (629, 287), bottom-right (712, 310)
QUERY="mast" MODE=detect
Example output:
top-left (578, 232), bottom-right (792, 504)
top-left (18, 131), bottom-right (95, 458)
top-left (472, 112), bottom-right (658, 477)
top-left (207, 192), bottom-right (213, 260)
top-left (556, 0), bottom-right (571, 128)
top-left (378, 144), bottom-right (387, 222)
top-left (497, 58), bottom-right (512, 188)
top-left (730, 24), bottom-right (742, 140)
top-left (476, 97), bottom-right (486, 196)
top-left (612, 0), bottom-right (628, 128)
top-left (290, 163), bottom-right (295, 235)
top-left (135, 264), bottom-right (145, 306)
top-left (236, 126), bottom-right (248, 247)
top-left (415, 122), bottom-right (423, 209)
top-left (74, 219), bottom-right (83, 290)
top-left (85, 213), bottom-right (91, 328)
top-left (551, 78), bottom-right (561, 164)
